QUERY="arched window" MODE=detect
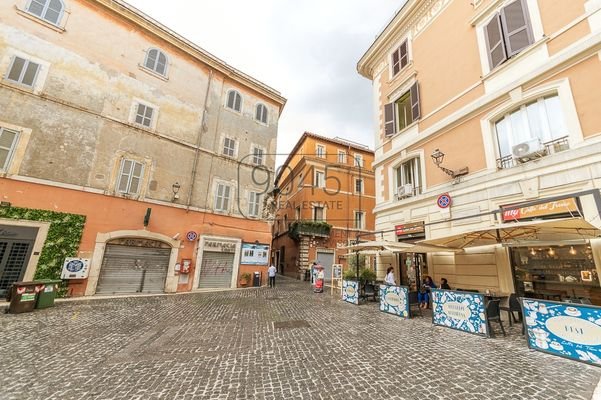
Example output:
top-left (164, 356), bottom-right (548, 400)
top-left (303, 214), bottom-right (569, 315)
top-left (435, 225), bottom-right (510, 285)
top-left (144, 48), bottom-right (168, 76)
top-left (255, 103), bottom-right (268, 124)
top-left (226, 90), bottom-right (242, 112)
top-left (26, 0), bottom-right (65, 25)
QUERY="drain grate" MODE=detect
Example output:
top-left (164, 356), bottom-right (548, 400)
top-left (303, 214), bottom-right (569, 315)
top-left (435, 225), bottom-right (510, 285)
top-left (273, 320), bottom-right (310, 330)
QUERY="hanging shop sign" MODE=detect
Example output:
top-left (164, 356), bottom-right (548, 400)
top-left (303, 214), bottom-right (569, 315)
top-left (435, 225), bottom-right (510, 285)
top-left (395, 222), bottom-right (425, 238)
top-left (502, 198), bottom-right (580, 222)
top-left (431, 289), bottom-right (489, 337)
top-left (240, 243), bottom-right (270, 265)
top-left (342, 280), bottom-right (359, 305)
top-left (437, 193), bottom-right (452, 209)
top-left (522, 298), bottom-right (601, 367)
top-left (379, 285), bottom-right (409, 319)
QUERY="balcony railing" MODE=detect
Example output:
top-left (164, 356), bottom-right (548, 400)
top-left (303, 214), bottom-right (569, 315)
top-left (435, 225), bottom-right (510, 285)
top-left (496, 136), bottom-right (569, 170)
top-left (396, 185), bottom-right (422, 200)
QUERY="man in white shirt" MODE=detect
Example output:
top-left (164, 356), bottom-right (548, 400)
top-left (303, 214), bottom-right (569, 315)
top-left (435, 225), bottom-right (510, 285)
top-left (268, 264), bottom-right (277, 288)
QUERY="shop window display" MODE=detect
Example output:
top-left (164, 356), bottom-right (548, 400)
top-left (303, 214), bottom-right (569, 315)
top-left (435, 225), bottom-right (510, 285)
top-left (512, 244), bottom-right (600, 305)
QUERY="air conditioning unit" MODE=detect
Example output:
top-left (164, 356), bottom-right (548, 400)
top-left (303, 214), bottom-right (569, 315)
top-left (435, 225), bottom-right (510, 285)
top-left (397, 184), bottom-right (414, 199)
top-left (512, 138), bottom-right (546, 162)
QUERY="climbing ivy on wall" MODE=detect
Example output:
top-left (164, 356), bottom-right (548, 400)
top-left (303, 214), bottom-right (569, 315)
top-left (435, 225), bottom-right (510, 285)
top-left (0, 206), bottom-right (86, 280)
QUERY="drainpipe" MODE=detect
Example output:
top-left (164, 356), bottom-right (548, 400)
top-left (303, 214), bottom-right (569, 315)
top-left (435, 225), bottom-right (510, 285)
top-left (187, 69), bottom-right (214, 211)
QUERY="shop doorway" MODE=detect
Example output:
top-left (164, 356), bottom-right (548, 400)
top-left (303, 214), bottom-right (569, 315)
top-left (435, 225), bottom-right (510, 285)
top-left (398, 252), bottom-right (427, 291)
top-left (316, 251), bottom-right (334, 283)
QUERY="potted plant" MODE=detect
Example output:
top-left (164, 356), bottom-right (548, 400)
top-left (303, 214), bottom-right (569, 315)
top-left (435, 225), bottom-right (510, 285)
top-left (239, 272), bottom-right (252, 287)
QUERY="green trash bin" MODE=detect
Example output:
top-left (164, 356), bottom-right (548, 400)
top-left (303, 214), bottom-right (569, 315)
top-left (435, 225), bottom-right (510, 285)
top-left (6, 281), bottom-right (43, 314)
top-left (35, 280), bottom-right (62, 309)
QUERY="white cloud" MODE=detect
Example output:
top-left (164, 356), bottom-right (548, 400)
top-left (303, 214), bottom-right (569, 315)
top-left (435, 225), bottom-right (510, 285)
top-left (125, 0), bottom-right (401, 163)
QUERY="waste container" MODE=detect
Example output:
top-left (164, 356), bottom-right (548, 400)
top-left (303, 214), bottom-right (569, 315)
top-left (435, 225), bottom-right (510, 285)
top-left (35, 279), bottom-right (62, 309)
top-left (253, 272), bottom-right (261, 287)
top-left (6, 281), bottom-right (44, 314)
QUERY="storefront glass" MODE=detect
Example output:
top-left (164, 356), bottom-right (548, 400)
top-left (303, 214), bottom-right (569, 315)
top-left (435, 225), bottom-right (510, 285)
top-left (511, 244), bottom-right (601, 306)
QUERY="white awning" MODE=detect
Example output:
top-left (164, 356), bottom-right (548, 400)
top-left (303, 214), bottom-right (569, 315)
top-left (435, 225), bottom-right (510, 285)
top-left (344, 240), bottom-right (460, 253)
top-left (418, 218), bottom-right (601, 249)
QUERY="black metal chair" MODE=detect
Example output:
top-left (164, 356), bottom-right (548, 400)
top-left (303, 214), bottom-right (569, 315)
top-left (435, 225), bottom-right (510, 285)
top-left (408, 291), bottom-right (422, 317)
top-left (486, 299), bottom-right (506, 337)
top-left (500, 293), bottom-right (522, 327)
top-left (363, 283), bottom-right (377, 302)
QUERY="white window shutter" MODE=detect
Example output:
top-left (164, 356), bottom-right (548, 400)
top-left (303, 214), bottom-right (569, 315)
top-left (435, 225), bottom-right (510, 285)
top-left (501, 0), bottom-right (534, 57)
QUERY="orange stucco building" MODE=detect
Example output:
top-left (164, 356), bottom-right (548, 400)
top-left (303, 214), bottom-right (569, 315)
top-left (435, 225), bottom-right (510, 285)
top-left (358, 0), bottom-right (601, 303)
top-left (0, 0), bottom-right (285, 296)
top-left (271, 132), bottom-right (375, 282)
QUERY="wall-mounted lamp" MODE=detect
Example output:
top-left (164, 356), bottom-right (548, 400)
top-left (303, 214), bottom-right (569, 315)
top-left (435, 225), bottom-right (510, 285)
top-left (172, 182), bottom-right (181, 202)
top-left (569, 246), bottom-right (577, 255)
top-left (431, 149), bottom-right (469, 181)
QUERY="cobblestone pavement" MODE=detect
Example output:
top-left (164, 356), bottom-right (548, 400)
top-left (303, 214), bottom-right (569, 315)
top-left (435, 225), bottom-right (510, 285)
top-left (1, 278), bottom-right (600, 400)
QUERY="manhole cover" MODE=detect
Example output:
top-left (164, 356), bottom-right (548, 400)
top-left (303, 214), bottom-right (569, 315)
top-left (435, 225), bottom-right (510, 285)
top-left (273, 320), bottom-right (310, 329)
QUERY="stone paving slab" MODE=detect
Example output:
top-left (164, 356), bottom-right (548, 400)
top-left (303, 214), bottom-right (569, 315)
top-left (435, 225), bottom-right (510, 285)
top-left (0, 278), bottom-right (599, 400)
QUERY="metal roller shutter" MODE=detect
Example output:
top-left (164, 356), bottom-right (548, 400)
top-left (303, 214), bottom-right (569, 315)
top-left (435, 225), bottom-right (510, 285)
top-left (317, 251), bottom-right (334, 283)
top-left (198, 251), bottom-right (234, 289)
top-left (96, 244), bottom-right (171, 294)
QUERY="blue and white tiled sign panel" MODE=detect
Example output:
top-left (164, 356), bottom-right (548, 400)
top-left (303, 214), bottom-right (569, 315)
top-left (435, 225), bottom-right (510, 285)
top-left (432, 289), bottom-right (488, 337)
top-left (522, 299), bottom-right (601, 366)
top-left (379, 285), bottom-right (409, 318)
top-left (342, 280), bottom-right (359, 305)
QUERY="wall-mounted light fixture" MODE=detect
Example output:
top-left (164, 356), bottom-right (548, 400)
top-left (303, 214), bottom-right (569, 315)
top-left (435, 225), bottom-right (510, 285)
top-left (431, 149), bottom-right (469, 181)
top-left (172, 182), bottom-right (181, 202)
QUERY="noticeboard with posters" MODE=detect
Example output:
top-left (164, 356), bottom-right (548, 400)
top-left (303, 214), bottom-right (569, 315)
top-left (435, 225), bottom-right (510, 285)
top-left (240, 243), bottom-right (270, 265)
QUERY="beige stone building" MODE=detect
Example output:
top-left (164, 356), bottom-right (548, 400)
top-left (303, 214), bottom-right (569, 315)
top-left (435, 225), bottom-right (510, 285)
top-left (0, 0), bottom-right (285, 296)
top-left (358, 0), bottom-right (601, 304)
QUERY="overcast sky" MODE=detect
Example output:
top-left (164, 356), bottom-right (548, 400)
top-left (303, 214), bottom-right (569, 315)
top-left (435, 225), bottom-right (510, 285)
top-left (126, 0), bottom-right (402, 163)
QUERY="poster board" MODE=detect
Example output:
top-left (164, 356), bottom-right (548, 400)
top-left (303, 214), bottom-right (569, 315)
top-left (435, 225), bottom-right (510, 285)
top-left (431, 289), bottom-right (489, 337)
top-left (330, 264), bottom-right (342, 296)
top-left (522, 298), bottom-right (601, 367)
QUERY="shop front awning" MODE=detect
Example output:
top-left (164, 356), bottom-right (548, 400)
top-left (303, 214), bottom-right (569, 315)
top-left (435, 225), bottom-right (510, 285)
top-left (343, 240), bottom-right (461, 254)
top-left (417, 218), bottom-right (601, 249)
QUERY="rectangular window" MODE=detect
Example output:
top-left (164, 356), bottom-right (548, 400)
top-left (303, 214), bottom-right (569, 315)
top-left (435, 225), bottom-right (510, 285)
top-left (313, 206), bottom-right (324, 221)
top-left (384, 82), bottom-right (421, 136)
top-left (0, 127), bottom-right (19, 171)
top-left (314, 171), bottom-right (325, 188)
top-left (396, 158), bottom-right (421, 198)
top-left (117, 159), bottom-right (144, 195)
top-left (223, 138), bottom-right (236, 157)
top-left (316, 144), bottom-right (325, 158)
top-left (252, 147), bottom-right (264, 165)
top-left (295, 206), bottom-right (301, 220)
top-left (355, 178), bottom-right (363, 194)
top-left (354, 154), bottom-right (364, 168)
top-left (7, 56), bottom-right (40, 88)
top-left (134, 103), bottom-right (155, 128)
top-left (215, 183), bottom-right (231, 211)
top-left (391, 40), bottom-right (408, 76)
top-left (354, 211), bottom-right (365, 229)
top-left (248, 191), bottom-right (260, 217)
top-left (495, 95), bottom-right (568, 166)
top-left (337, 150), bottom-right (347, 164)
top-left (484, 0), bottom-right (533, 70)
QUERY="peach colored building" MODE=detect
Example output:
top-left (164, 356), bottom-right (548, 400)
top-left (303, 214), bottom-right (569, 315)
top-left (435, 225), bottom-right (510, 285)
top-left (358, 0), bottom-right (601, 303)
top-left (271, 132), bottom-right (375, 281)
top-left (0, 0), bottom-right (285, 296)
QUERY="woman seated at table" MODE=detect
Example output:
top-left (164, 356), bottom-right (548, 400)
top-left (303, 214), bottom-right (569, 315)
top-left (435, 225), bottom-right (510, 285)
top-left (418, 276), bottom-right (437, 309)
top-left (385, 267), bottom-right (396, 286)
top-left (439, 278), bottom-right (451, 290)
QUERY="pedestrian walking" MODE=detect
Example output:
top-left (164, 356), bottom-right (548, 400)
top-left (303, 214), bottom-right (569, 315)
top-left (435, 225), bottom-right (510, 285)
top-left (268, 264), bottom-right (277, 288)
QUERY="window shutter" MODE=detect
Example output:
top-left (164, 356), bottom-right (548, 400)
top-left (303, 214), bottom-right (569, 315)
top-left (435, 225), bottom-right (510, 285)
top-left (410, 82), bottom-right (421, 122)
top-left (392, 48), bottom-right (400, 76)
top-left (484, 14), bottom-right (508, 69)
top-left (399, 40), bottom-right (408, 69)
top-left (501, 0), bottom-right (533, 57)
top-left (384, 102), bottom-right (395, 136)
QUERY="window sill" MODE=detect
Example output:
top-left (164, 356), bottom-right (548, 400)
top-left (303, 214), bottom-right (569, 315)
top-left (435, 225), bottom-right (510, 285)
top-left (383, 120), bottom-right (419, 142)
top-left (481, 36), bottom-right (549, 82)
top-left (224, 106), bottom-right (243, 116)
top-left (15, 8), bottom-right (66, 33)
top-left (138, 65), bottom-right (169, 81)
top-left (2, 79), bottom-right (37, 94)
top-left (388, 61), bottom-right (414, 85)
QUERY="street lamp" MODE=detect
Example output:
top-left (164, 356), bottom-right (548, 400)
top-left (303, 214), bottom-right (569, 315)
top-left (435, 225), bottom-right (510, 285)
top-left (430, 148), bottom-right (469, 180)
top-left (172, 182), bottom-right (181, 202)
